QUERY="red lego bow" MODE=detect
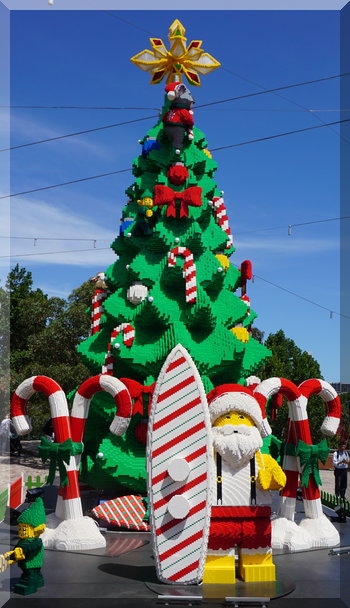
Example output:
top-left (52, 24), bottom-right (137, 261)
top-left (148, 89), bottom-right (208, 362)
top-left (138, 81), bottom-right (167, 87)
top-left (120, 378), bottom-right (155, 415)
top-left (154, 185), bottom-right (202, 218)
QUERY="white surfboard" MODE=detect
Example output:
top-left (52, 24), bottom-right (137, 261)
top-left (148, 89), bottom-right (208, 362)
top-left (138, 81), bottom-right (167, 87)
top-left (147, 344), bottom-right (213, 585)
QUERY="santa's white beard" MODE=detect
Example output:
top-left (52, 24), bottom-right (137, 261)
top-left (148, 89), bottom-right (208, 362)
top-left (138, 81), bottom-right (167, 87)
top-left (212, 425), bottom-right (263, 468)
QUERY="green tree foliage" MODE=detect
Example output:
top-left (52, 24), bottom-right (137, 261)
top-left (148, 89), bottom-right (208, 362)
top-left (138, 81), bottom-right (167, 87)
top-left (7, 265), bottom-right (93, 436)
top-left (258, 329), bottom-right (326, 443)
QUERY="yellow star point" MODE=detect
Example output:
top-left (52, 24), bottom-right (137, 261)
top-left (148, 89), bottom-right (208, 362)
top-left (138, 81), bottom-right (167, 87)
top-left (130, 20), bottom-right (220, 86)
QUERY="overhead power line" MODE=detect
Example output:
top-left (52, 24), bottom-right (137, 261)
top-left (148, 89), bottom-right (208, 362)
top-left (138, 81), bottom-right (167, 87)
top-left (196, 72), bottom-right (350, 109)
top-left (252, 273), bottom-right (349, 320)
top-left (0, 115), bottom-right (158, 152)
top-left (1, 245), bottom-right (347, 320)
top-left (1, 216), bottom-right (349, 244)
top-left (2, 117), bottom-right (349, 200)
top-left (0, 247), bottom-right (110, 258)
top-left (210, 118), bottom-right (350, 152)
top-left (0, 168), bottom-right (131, 199)
top-left (0, 105), bottom-right (159, 110)
top-left (2, 72), bottom-right (349, 153)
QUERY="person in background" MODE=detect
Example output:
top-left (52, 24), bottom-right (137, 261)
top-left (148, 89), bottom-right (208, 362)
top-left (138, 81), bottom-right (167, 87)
top-left (0, 414), bottom-right (12, 455)
top-left (333, 442), bottom-right (350, 499)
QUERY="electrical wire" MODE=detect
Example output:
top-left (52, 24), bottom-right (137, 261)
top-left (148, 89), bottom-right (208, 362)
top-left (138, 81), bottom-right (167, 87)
top-left (1, 215), bottom-right (349, 243)
top-left (0, 105), bottom-right (160, 110)
top-left (2, 117), bottom-right (348, 200)
top-left (196, 72), bottom-right (350, 110)
top-left (2, 72), bottom-right (349, 153)
top-left (0, 168), bottom-right (131, 199)
top-left (210, 118), bottom-right (350, 152)
top-left (0, 247), bottom-right (110, 258)
top-left (1, 245), bottom-right (346, 319)
top-left (0, 115), bottom-right (158, 152)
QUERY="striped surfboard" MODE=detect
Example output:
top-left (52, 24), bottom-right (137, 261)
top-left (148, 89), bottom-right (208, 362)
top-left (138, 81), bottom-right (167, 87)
top-left (147, 344), bottom-right (213, 585)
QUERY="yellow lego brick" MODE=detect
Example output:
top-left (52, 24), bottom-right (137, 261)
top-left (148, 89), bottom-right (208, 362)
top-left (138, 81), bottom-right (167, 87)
top-left (203, 554), bottom-right (235, 584)
top-left (239, 563), bottom-right (276, 583)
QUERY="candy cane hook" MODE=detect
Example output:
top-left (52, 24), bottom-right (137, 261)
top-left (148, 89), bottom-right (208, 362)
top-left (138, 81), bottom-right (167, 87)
top-left (91, 289), bottom-right (107, 335)
top-left (298, 379), bottom-right (341, 437)
top-left (102, 323), bottom-right (135, 375)
top-left (168, 246), bottom-right (197, 303)
top-left (211, 196), bottom-right (233, 250)
top-left (11, 376), bottom-right (83, 520)
top-left (71, 375), bottom-right (133, 445)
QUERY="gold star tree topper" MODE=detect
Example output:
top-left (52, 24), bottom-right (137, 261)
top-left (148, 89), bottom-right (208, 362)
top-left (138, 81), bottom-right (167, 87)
top-left (130, 19), bottom-right (220, 86)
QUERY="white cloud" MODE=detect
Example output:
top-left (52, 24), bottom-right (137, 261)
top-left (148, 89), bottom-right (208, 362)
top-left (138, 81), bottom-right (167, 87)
top-left (235, 235), bottom-right (338, 255)
top-left (3, 196), bottom-right (117, 267)
top-left (9, 113), bottom-right (110, 159)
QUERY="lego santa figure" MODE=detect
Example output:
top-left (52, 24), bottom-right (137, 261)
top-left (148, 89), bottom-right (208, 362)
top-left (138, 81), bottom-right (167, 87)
top-left (203, 385), bottom-right (286, 584)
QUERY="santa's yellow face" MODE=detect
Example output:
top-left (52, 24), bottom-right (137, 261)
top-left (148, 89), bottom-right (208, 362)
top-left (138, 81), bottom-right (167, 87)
top-left (213, 411), bottom-right (255, 428)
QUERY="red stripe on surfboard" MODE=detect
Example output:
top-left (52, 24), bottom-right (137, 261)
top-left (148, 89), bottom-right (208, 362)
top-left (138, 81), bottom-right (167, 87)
top-left (166, 356), bottom-right (187, 373)
top-left (159, 530), bottom-right (203, 561)
top-left (169, 560), bottom-right (199, 582)
top-left (153, 472), bottom-right (207, 511)
top-left (153, 396), bottom-right (201, 431)
top-left (152, 446), bottom-right (207, 486)
top-left (156, 500), bottom-right (207, 535)
top-left (157, 375), bottom-right (196, 404)
top-left (152, 421), bottom-right (205, 459)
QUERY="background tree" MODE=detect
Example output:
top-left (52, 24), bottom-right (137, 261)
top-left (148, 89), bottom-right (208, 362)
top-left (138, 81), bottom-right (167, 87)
top-left (7, 265), bottom-right (93, 436)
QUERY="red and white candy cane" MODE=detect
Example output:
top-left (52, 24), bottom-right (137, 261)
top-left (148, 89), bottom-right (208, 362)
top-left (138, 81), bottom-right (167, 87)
top-left (102, 323), bottom-right (135, 375)
top-left (254, 377), bottom-right (340, 521)
top-left (298, 379), bottom-right (341, 437)
top-left (91, 289), bottom-right (107, 335)
top-left (11, 376), bottom-right (83, 521)
top-left (211, 196), bottom-right (233, 250)
top-left (71, 374), bottom-right (133, 442)
top-left (240, 294), bottom-right (251, 317)
top-left (168, 246), bottom-right (197, 304)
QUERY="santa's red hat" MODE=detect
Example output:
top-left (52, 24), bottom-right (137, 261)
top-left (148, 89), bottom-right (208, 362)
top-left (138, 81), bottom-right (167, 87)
top-left (207, 384), bottom-right (272, 437)
top-left (164, 82), bottom-right (184, 101)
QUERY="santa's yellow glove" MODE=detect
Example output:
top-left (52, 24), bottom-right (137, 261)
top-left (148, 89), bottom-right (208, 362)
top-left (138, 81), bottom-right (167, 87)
top-left (257, 453), bottom-right (286, 491)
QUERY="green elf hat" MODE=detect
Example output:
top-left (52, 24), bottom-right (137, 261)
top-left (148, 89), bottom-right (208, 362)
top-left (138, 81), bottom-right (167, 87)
top-left (18, 497), bottom-right (46, 527)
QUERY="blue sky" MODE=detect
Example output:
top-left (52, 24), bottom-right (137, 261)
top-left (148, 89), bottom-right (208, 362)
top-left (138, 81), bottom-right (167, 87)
top-left (2, 8), bottom-right (348, 382)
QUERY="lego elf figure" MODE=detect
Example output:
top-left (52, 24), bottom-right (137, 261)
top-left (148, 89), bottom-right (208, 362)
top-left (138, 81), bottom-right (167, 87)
top-left (203, 386), bottom-right (286, 584)
top-left (1, 497), bottom-right (46, 595)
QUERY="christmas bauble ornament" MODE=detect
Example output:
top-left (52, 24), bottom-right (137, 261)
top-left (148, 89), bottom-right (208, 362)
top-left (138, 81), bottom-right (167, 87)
top-left (127, 282), bottom-right (148, 305)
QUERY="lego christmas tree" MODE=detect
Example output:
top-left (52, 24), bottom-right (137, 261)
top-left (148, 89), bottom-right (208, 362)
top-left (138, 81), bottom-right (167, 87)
top-left (76, 20), bottom-right (271, 492)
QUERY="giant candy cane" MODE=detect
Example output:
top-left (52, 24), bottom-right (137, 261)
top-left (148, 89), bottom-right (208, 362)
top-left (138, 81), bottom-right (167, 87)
top-left (11, 376), bottom-right (83, 520)
top-left (102, 323), bottom-right (135, 375)
top-left (11, 375), bottom-right (133, 521)
top-left (253, 377), bottom-right (340, 521)
top-left (168, 246), bottom-right (197, 303)
top-left (71, 374), bottom-right (133, 442)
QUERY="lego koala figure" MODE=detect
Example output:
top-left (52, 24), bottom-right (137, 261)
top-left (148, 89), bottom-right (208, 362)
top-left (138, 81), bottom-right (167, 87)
top-left (162, 82), bottom-right (195, 155)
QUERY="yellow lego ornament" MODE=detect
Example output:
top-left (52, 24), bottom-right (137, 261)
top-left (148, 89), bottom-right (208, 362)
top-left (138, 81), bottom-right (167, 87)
top-left (130, 19), bottom-right (220, 86)
top-left (230, 326), bottom-right (250, 343)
